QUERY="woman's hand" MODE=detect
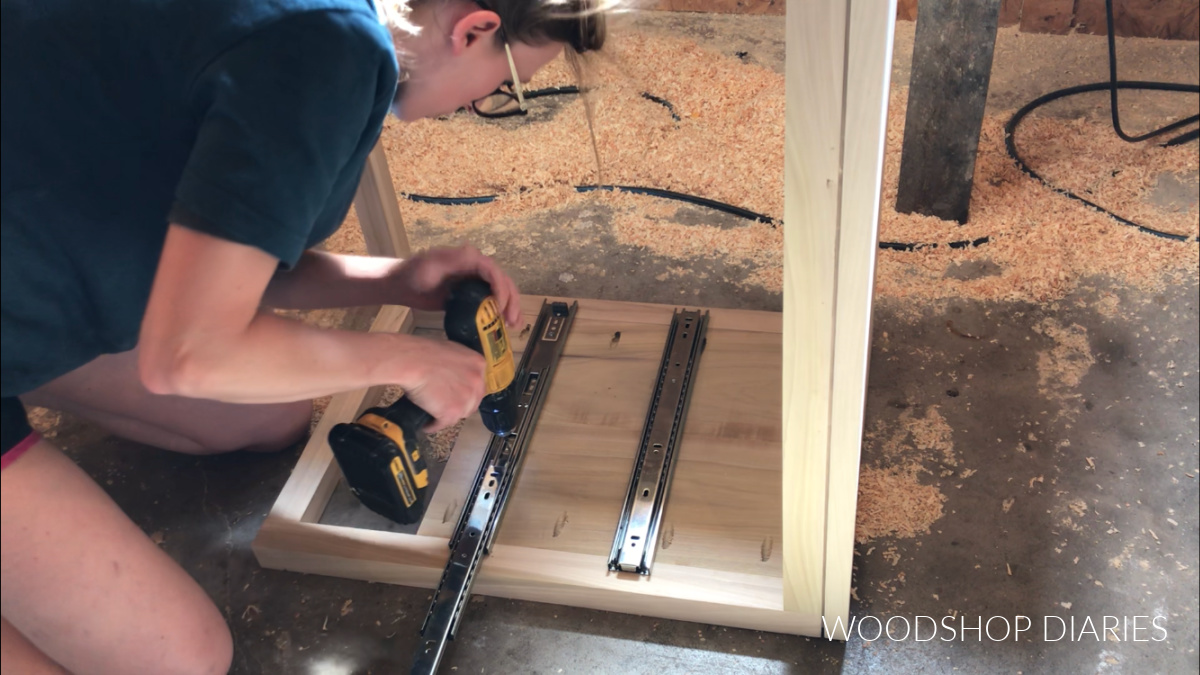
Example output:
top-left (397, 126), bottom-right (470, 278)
top-left (390, 245), bottom-right (522, 327)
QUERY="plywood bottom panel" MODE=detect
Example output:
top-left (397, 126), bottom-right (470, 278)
top-left (253, 297), bottom-right (813, 635)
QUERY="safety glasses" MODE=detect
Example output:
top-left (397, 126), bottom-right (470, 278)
top-left (471, 42), bottom-right (528, 117)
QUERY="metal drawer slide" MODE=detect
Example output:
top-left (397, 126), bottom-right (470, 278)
top-left (608, 309), bottom-right (709, 576)
top-left (412, 300), bottom-right (577, 674)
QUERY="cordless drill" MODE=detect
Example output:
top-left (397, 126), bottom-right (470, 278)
top-left (327, 278), bottom-right (519, 525)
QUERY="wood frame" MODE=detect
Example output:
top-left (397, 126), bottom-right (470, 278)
top-left (252, 0), bottom-right (896, 640)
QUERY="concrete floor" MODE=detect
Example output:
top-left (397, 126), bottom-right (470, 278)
top-left (40, 12), bottom-right (1198, 675)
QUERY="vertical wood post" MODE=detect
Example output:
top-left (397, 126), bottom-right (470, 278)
top-left (894, 0), bottom-right (1002, 224)
top-left (783, 0), bottom-right (896, 638)
top-left (354, 140), bottom-right (412, 258)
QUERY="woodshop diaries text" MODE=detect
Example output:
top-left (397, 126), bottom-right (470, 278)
top-left (822, 614), bottom-right (1170, 642)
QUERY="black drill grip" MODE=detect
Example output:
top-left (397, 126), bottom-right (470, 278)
top-left (379, 396), bottom-right (433, 433)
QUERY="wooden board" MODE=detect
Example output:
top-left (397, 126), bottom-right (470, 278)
top-left (782, 0), bottom-right (895, 639)
top-left (900, 0), bottom-right (1197, 39)
top-left (354, 142), bottom-right (411, 258)
top-left (1075, 0), bottom-right (1200, 41)
top-left (419, 303), bottom-right (783, 577)
top-left (254, 296), bottom-right (817, 635)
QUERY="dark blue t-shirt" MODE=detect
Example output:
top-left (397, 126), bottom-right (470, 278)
top-left (0, 0), bottom-right (399, 397)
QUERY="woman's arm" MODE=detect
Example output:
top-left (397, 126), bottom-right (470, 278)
top-left (259, 250), bottom-right (401, 310)
top-left (260, 245), bottom-right (523, 325)
top-left (137, 224), bottom-right (487, 430)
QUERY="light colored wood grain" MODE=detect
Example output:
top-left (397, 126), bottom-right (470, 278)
top-left (254, 519), bottom-right (821, 635)
top-left (418, 307), bottom-right (783, 577)
top-left (824, 0), bottom-right (896, 640)
top-left (1020, 0), bottom-right (1075, 34)
top-left (253, 296), bottom-right (833, 634)
top-left (354, 141), bottom-right (412, 259)
top-left (264, 304), bottom-right (413, 523)
top-left (781, 0), bottom-right (845, 619)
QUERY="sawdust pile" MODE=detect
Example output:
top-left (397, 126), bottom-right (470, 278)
top-left (1034, 318), bottom-right (1096, 391)
top-left (855, 407), bottom-right (958, 543)
top-left (856, 467), bottom-right (946, 543)
top-left (876, 89), bottom-right (1199, 305)
top-left (383, 32), bottom-right (785, 222)
top-left (24, 406), bottom-right (62, 439)
top-left (319, 31), bottom-right (1197, 305)
top-left (1032, 317), bottom-right (1097, 421)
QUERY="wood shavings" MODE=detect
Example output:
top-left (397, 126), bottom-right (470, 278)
top-left (906, 406), bottom-right (957, 467)
top-left (881, 547), bottom-right (901, 566)
top-left (426, 421), bottom-right (465, 463)
top-left (1034, 318), bottom-right (1096, 391)
top-left (875, 89), bottom-right (1198, 308)
top-left (24, 406), bottom-right (62, 439)
top-left (856, 407), bottom-right (959, 543)
top-left (276, 308), bottom-right (348, 331)
top-left (306, 397), bottom-right (330, 435)
top-left (310, 30), bottom-right (1195, 310)
top-left (856, 465), bottom-right (946, 543)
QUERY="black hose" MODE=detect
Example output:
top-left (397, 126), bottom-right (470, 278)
top-left (1003, 81), bottom-right (1198, 243)
top-left (403, 185), bottom-right (778, 225)
top-left (1102, 0), bottom-right (1199, 144)
top-left (1003, 0), bottom-right (1198, 243)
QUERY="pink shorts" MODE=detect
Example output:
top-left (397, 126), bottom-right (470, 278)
top-left (1, 432), bottom-right (40, 471)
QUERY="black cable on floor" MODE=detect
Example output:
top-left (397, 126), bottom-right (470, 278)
top-left (403, 185), bottom-right (778, 225)
top-left (425, 7), bottom-right (1197, 253)
top-left (1004, 82), bottom-right (1197, 243)
top-left (1003, 0), bottom-right (1198, 243)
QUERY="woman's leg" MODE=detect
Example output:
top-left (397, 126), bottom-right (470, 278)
top-left (20, 347), bottom-right (312, 455)
top-left (1, 617), bottom-right (68, 675)
top-left (1, 439), bottom-right (233, 675)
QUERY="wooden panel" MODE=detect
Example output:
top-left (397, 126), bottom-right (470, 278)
top-left (254, 520), bottom-right (822, 635)
top-left (354, 141), bottom-right (411, 258)
top-left (781, 0), bottom-right (844, 620)
top-left (1000, 0), bottom-right (1024, 25)
top-left (1020, 0), bottom-right (1076, 34)
top-left (252, 296), bottom-right (817, 635)
top-left (265, 304), bottom-right (413, 522)
top-left (895, 0), bottom-right (1002, 224)
top-left (782, 0), bottom-right (893, 637)
top-left (660, 0), bottom-right (1197, 39)
top-left (824, 0), bottom-right (896, 639)
top-left (418, 308), bottom-right (783, 577)
top-left (1075, 0), bottom-right (1200, 41)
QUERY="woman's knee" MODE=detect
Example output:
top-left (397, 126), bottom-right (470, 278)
top-left (170, 600), bottom-right (233, 675)
top-left (139, 596), bottom-right (232, 675)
